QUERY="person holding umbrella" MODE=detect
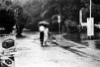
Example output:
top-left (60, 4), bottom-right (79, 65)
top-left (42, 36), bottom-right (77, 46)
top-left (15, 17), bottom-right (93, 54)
top-left (38, 20), bottom-right (49, 47)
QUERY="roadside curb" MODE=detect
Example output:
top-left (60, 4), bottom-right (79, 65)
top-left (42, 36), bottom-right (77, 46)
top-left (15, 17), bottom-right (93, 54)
top-left (53, 34), bottom-right (86, 48)
top-left (53, 34), bottom-right (100, 60)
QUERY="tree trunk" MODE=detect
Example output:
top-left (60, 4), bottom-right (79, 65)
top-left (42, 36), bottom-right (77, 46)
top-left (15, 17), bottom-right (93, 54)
top-left (16, 23), bottom-right (24, 37)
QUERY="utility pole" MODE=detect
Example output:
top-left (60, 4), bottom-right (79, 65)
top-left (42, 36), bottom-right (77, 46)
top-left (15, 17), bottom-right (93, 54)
top-left (90, 0), bottom-right (92, 18)
top-left (40, 0), bottom-right (43, 19)
top-left (58, 15), bottom-right (61, 34)
top-left (58, 0), bottom-right (61, 34)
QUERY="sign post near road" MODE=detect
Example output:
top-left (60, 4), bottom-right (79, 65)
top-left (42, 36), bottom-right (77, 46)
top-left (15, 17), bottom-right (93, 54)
top-left (58, 15), bottom-right (61, 34)
top-left (79, 0), bottom-right (94, 39)
top-left (87, 17), bottom-right (94, 38)
top-left (87, 0), bottom-right (94, 39)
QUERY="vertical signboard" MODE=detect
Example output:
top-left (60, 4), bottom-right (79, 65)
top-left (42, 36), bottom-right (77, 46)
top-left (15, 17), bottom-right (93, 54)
top-left (58, 15), bottom-right (61, 34)
top-left (87, 17), bottom-right (94, 37)
top-left (58, 15), bottom-right (61, 23)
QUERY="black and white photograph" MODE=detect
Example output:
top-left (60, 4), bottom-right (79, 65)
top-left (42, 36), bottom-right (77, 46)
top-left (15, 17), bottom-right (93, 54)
top-left (0, 0), bottom-right (100, 67)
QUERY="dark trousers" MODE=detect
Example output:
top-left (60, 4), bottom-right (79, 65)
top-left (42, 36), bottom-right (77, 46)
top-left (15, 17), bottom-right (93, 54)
top-left (40, 31), bottom-right (44, 46)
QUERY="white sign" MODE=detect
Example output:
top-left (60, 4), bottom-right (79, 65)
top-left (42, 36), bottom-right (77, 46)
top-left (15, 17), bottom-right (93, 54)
top-left (87, 17), bottom-right (94, 36)
top-left (58, 15), bottom-right (61, 23)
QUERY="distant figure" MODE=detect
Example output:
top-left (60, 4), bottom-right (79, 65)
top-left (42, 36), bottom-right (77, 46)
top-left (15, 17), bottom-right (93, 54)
top-left (38, 21), bottom-right (49, 47)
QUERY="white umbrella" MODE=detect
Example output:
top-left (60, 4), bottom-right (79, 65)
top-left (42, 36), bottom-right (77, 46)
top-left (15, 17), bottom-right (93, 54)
top-left (39, 21), bottom-right (49, 25)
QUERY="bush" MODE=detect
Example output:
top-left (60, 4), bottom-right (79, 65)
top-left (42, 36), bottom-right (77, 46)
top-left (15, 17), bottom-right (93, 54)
top-left (0, 8), bottom-right (15, 33)
top-left (64, 19), bottom-right (78, 33)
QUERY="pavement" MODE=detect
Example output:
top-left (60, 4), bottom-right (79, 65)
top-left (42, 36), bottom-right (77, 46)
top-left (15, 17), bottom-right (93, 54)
top-left (1, 32), bottom-right (100, 67)
top-left (53, 34), bottom-right (100, 61)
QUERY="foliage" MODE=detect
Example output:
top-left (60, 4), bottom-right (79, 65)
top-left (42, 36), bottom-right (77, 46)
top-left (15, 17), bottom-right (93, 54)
top-left (41, 0), bottom-right (82, 24)
top-left (0, 0), bottom-right (15, 33)
top-left (1, 0), bottom-right (100, 32)
top-left (0, 0), bottom-right (30, 34)
top-left (92, 0), bottom-right (100, 5)
top-left (81, 0), bottom-right (100, 23)
top-left (64, 19), bottom-right (78, 33)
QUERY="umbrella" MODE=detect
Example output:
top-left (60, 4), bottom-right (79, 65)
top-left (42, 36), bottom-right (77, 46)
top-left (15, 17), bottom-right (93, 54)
top-left (38, 21), bottom-right (49, 25)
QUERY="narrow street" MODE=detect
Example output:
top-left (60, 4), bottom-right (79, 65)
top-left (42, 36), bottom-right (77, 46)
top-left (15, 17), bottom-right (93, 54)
top-left (0, 0), bottom-right (100, 67)
top-left (12, 32), bottom-right (100, 67)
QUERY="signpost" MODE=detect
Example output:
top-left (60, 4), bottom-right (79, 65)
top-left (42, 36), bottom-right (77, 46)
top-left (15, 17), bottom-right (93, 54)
top-left (87, 0), bottom-right (94, 39)
top-left (79, 0), bottom-right (94, 39)
top-left (58, 15), bottom-right (61, 34)
top-left (87, 18), bottom-right (94, 38)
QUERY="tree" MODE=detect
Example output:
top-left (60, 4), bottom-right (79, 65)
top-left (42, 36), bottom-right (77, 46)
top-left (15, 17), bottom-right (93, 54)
top-left (22, 0), bottom-right (43, 31)
top-left (42, 0), bottom-right (82, 22)
top-left (14, 6), bottom-right (25, 37)
top-left (41, 0), bottom-right (82, 32)
top-left (0, 0), bottom-right (30, 35)
top-left (0, 8), bottom-right (15, 33)
top-left (0, 0), bottom-right (15, 34)
top-left (81, 0), bottom-right (100, 23)
top-left (92, 0), bottom-right (100, 5)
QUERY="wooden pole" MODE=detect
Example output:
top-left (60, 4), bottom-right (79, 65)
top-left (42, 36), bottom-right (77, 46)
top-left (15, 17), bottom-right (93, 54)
top-left (90, 0), bottom-right (92, 18)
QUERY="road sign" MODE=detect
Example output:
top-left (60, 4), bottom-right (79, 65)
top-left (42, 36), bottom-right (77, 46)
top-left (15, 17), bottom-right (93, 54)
top-left (58, 15), bottom-right (61, 23)
top-left (57, 15), bottom-right (61, 34)
top-left (87, 17), bottom-right (94, 37)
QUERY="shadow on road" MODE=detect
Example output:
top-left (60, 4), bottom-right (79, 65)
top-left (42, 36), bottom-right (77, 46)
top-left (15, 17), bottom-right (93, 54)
top-left (60, 46), bottom-right (100, 61)
top-left (16, 35), bottom-right (27, 39)
top-left (61, 46), bottom-right (88, 57)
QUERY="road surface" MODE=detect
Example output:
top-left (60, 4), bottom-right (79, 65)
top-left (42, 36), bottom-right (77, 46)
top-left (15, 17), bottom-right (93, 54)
top-left (1, 32), bottom-right (100, 67)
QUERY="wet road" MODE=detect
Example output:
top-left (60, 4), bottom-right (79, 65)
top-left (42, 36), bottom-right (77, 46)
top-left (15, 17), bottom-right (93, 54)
top-left (1, 32), bottom-right (100, 67)
top-left (63, 32), bottom-right (100, 50)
